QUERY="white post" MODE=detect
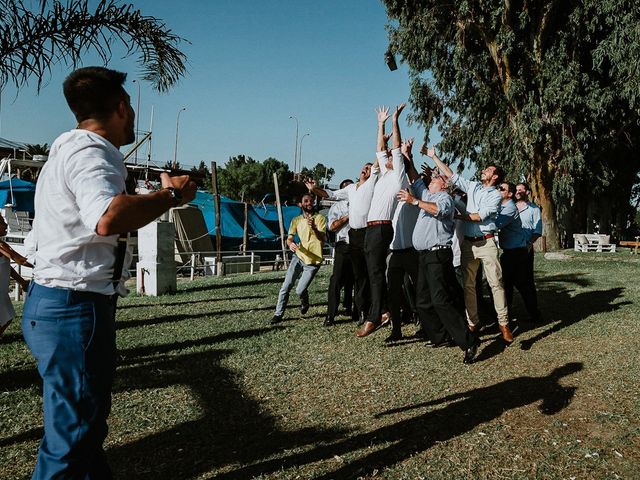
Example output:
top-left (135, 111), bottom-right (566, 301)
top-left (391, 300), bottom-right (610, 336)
top-left (250, 252), bottom-right (255, 275)
top-left (190, 253), bottom-right (196, 281)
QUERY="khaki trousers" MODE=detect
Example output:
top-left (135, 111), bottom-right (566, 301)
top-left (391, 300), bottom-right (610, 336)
top-left (461, 237), bottom-right (509, 326)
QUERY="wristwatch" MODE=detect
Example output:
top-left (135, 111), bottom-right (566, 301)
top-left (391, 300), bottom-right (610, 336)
top-left (165, 187), bottom-right (183, 207)
top-left (412, 199), bottom-right (419, 206)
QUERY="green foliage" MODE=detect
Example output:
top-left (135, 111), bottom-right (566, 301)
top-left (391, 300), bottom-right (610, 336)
top-left (384, 0), bottom-right (640, 244)
top-left (0, 0), bottom-right (187, 92)
top-left (300, 162), bottom-right (335, 186)
top-left (190, 161), bottom-right (211, 190)
top-left (216, 155), bottom-right (301, 203)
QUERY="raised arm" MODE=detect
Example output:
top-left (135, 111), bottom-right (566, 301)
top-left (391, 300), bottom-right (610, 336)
top-left (376, 106), bottom-right (390, 152)
top-left (423, 145), bottom-right (453, 178)
top-left (391, 102), bottom-right (406, 149)
top-left (401, 138), bottom-right (420, 182)
top-left (304, 178), bottom-right (330, 199)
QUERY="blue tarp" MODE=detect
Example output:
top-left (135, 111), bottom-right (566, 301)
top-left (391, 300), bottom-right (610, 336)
top-left (189, 191), bottom-right (302, 252)
top-left (0, 178), bottom-right (36, 212)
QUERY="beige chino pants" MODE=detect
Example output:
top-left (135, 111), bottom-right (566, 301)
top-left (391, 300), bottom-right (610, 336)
top-left (461, 237), bottom-right (509, 326)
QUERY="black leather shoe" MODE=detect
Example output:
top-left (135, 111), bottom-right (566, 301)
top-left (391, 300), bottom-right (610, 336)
top-left (385, 332), bottom-right (403, 343)
top-left (270, 315), bottom-right (283, 325)
top-left (300, 298), bottom-right (310, 314)
top-left (323, 316), bottom-right (335, 327)
top-left (425, 339), bottom-right (452, 348)
top-left (463, 341), bottom-right (479, 364)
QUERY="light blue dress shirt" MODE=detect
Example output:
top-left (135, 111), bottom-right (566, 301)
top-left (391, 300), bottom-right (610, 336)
top-left (451, 173), bottom-right (501, 237)
top-left (518, 202), bottom-right (543, 244)
top-left (496, 200), bottom-right (527, 249)
top-left (411, 179), bottom-right (455, 251)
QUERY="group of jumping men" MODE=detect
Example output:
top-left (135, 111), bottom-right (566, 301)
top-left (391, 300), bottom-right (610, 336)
top-left (271, 103), bottom-right (543, 364)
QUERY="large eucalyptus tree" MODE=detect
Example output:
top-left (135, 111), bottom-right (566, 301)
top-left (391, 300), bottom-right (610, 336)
top-left (384, 0), bottom-right (640, 247)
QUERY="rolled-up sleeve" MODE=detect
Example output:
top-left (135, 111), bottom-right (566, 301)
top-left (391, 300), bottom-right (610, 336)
top-left (434, 193), bottom-right (454, 219)
top-left (67, 145), bottom-right (126, 233)
top-left (327, 187), bottom-right (349, 201)
top-left (477, 191), bottom-right (501, 221)
top-left (450, 173), bottom-right (471, 193)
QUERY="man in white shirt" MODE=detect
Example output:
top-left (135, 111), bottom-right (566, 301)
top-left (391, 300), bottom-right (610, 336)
top-left (305, 162), bottom-right (378, 325)
top-left (357, 103), bottom-right (408, 337)
top-left (21, 67), bottom-right (196, 478)
top-left (325, 179), bottom-right (355, 326)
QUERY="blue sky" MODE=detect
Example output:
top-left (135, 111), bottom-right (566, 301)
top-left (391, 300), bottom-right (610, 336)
top-left (0, 0), bottom-right (439, 184)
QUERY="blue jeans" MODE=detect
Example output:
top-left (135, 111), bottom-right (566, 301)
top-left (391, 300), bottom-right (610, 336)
top-left (22, 283), bottom-right (117, 479)
top-left (274, 254), bottom-right (320, 316)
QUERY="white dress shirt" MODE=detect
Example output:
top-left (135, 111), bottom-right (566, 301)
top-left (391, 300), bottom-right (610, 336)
top-left (31, 129), bottom-right (130, 295)
top-left (327, 167), bottom-right (378, 229)
top-left (327, 199), bottom-right (350, 243)
top-left (367, 148), bottom-right (406, 222)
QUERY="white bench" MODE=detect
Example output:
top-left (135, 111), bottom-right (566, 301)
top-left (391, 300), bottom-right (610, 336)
top-left (573, 233), bottom-right (616, 253)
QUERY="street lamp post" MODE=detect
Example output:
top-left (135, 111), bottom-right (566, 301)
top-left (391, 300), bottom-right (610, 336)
top-left (132, 79), bottom-right (141, 164)
top-left (173, 107), bottom-right (186, 169)
top-left (298, 133), bottom-right (310, 179)
top-left (289, 115), bottom-right (299, 175)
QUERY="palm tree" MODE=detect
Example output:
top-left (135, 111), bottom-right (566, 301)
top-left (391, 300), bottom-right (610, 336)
top-left (25, 143), bottom-right (50, 156)
top-left (0, 0), bottom-right (187, 93)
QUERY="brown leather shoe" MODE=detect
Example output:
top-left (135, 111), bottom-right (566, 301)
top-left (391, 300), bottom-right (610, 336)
top-left (380, 312), bottom-right (391, 328)
top-left (499, 324), bottom-right (513, 344)
top-left (356, 321), bottom-right (378, 337)
top-left (468, 323), bottom-right (478, 333)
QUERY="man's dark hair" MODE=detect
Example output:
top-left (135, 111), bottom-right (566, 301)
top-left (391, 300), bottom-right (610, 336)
top-left (517, 181), bottom-right (531, 192)
top-left (301, 192), bottom-right (315, 202)
top-left (503, 182), bottom-right (516, 195)
top-left (492, 165), bottom-right (505, 185)
top-left (339, 179), bottom-right (353, 189)
top-left (63, 67), bottom-right (128, 123)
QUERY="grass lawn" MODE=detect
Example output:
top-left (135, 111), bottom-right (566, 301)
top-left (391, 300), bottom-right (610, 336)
top-left (1, 251), bottom-right (639, 479)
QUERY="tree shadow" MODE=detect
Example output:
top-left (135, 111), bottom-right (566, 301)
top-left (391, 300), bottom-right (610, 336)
top-left (178, 276), bottom-right (283, 294)
top-left (117, 326), bottom-right (285, 363)
top-left (107, 348), bottom-right (346, 479)
top-left (118, 294), bottom-right (267, 310)
top-left (0, 426), bottom-right (43, 448)
top-left (214, 362), bottom-right (583, 479)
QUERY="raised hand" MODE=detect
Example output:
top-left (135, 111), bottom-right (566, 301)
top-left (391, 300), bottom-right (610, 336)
top-left (376, 106), bottom-right (390, 124)
top-left (303, 177), bottom-right (316, 191)
top-left (393, 102), bottom-right (407, 118)
top-left (421, 163), bottom-right (433, 177)
top-left (396, 188), bottom-right (415, 204)
top-left (401, 137), bottom-right (414, 158)
top-left (383, 133), bottom-right (393, 144)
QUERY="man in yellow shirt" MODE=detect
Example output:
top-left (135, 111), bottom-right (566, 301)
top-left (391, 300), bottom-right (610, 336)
top-left (271, 192), bottom-right (326, 324)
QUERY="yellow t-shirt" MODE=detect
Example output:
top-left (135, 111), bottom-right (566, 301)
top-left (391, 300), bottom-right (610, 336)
top-left (289, 213), bottom-right (326, 265)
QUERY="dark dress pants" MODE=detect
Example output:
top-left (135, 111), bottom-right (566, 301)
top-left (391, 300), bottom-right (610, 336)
top-left (364, 223), bottom-right (394, 324)
top-left (416, 248), bottom-right (476, 350)
top-left (500, 247), bottom-right (539, 319)
top-left (348, 227), bottom-right (370, 321)
top-left (387, 248), bottom-right (419, 336)
top-left (327, 241), bottom-right (354, 318)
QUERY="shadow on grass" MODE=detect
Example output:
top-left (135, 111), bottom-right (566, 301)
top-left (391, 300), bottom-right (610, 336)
top-left (117, 326), bottom-right (284, 362)
top-left (108, 348), bottom-right (346, 479)
top-left (0, 426), bottom-right (43, 448)
top-left (177, 276), bottom-right (283, 294)
top-left (518, 284), bottom-right (628, 351)
top-left (118, 294), bottom-right (267, 310)
top-left (115, 303), bottom-right (279, 331)
top-left (213, 362), bottom-right (582, 479)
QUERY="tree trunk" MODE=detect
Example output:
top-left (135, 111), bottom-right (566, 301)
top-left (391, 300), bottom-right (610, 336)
top-left (531, 152), bottom-right (561, 250)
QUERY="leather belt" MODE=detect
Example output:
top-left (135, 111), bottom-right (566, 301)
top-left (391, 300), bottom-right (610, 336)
top-left (428, 245), bottom-right (451, 251)
top-left (367, 220), bottom-right (392, 226)
top-left (464, 233), bottom-right (495, 242)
